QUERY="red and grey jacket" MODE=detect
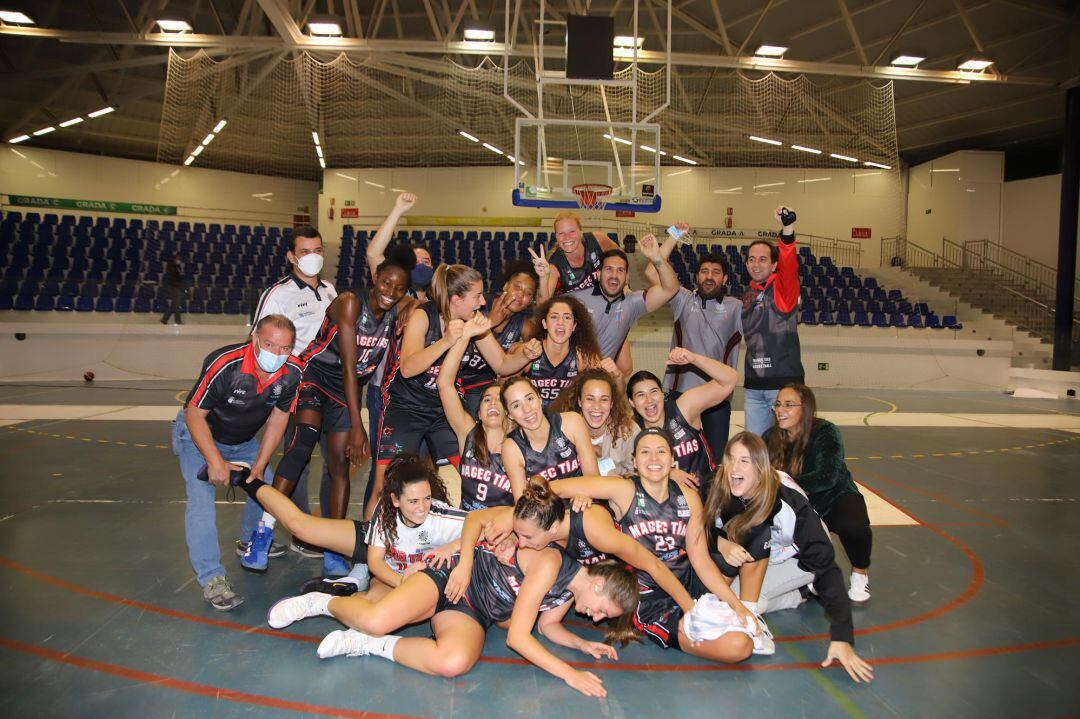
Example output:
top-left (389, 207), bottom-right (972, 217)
top-left (741, 232), bottom-right (805, 390)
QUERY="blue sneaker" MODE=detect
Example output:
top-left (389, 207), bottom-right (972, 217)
top-left (241, 525), bottom-right (274, 573)
top-left (323, 550), bottom-right (350, 578)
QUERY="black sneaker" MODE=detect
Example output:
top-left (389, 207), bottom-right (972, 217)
top-left (236, 539), bottom-right (287, 558)
top-left (290, 539), bottom-right (323, 558)
top-left (299, 575), bottom-right (364, 597)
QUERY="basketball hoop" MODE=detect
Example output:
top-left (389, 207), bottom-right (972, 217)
top-left (572, 183), bottom-right (613, 212)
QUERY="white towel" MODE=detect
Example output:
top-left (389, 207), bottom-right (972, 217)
top-left (681, 594), bottom-right (775, 655)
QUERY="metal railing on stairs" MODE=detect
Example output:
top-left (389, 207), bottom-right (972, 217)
top-left (880, 235), bottom-right (1079, 342)
top-left (958, 239), bottom-right (1080, 313)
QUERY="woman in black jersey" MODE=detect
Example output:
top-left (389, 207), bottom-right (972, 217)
top-left (524, 296), bottom-right (607, 409)
top-left (534, 211), bottom-right (619, 298)
top-left (627, 348), bottom-right (738, 499)
top-left (545, 428), bottom-right (759, 663)
top-left (500, 376), bottom-right (599, 498)
top-left (455, 477), bottom-right (693, 611)
top-left (373, 264), bottom-right (531, 519)
top-left (266, 530), bottom-right (640, 698)
top-left (244, 248), bottom-right (415, 576)
top-left (703, 432), bottom-right (874, 683)
top-left (456, 263), bottom-right (540, 415)
top-left (437, 314), bottom-right (515, 511)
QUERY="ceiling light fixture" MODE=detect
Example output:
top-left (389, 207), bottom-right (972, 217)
top-left (672, 155), bottom-right (698, 165)
top-left (183, 156), bottom-right (195, 166)
top-left (307, 17), bottom-right (343, 36)
top-left (890, 54), bottom-right (925, 67)
top-left (755, 44), bottom-right (788, 58)
top-left (156, 19), bottom-right (193, 33)
top-left (829, 153), bottom-right (858, 162)
top-left (464, 27), bottom-right (495, 41)
top-left (791, 144), bottom-right (822, 154)
top-left (459, 130), bottom-right (479, 142)
top-left (87, 107), bottom-right (115, 118)
top-left (749, 135), bottom-right (782, 146)
top-left (482, 142), bottom-right (504, 155)
top-left (613, 35), bottom-right (644, 48)
top-left (8, 134), bottom-right (30, 144)
top-left (864, 161), bottom-right (892, 169)
top-left (59, 117), bottom-right (84, 128)
top-left (0, 10), bottom-right (34, 25)
top-left (603, 133), bottom-right (633, 146)
top-left (32, 126), bottom-right (55, 136)
top-left (958, 57), bottom-right (993, 71)
top-left (213, 119), bottom-right (227, 133)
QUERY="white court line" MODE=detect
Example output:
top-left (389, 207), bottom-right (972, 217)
top-left (3, 404), bottom-right (1078, 429)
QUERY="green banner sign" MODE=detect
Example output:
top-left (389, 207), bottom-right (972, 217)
top-left (8, 194), bottom-right (178, 216)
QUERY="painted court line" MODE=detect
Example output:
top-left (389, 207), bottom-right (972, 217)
top-left (1, 405), bottom-right (1078, 430)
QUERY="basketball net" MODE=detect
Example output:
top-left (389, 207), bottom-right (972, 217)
top-left (572, 183), bottom-right (613, 235)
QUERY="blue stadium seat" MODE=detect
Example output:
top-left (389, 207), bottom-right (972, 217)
top-left (223, 300), bottom-right (241, 314)
top-left (56, 295), bottom-right (75, 311)
top-left (0, 295), bottom-right (11, 310)
top-left (889, 313), bottom-right (906, 327)
top-left (872, 312), bottom-right (888, 328)
top-left (908, 314), bottom-right (924, 328)
top-left (943, 315), bottom-right (962, 330)
top-left (94, 297), bottom-right (115, 311)
top-left (925, 314), bottom-right (942, 329)
top-left (114, 297), bottom-right (132, 312)
top-left (188, 299), bottom-right (205, 314)
top-left (75, 296), bottom-right (95, 311)
top-left (800, 309), bottom-right (818, 325)
top-left (35, 295), bottom-right (56, 311)
top-left (206, 299), bottom-right (223, 314)
top-left (837, 310), bottom-right (854, 326)
top-left (14, 294), bottom-right (34, 310)
top-left (854, 311), bottom-right (871, 327)
top-left (133, 298), bottom-right (151, 313)
top-left (819, 311), bottom-right (835, 326)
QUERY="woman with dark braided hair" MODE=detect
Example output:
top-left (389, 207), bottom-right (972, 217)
top-left (550, 368), bottom-right (636, 476)
top-left (523, 295), bottom-right (611, 409)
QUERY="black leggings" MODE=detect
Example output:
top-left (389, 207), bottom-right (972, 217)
top-left (822, 493), bottom-right (872, 570)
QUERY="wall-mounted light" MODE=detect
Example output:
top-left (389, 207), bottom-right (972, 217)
top-left (755, 44), bottom-right (788, 58)
top-left (890, 54), bottom-right (925, 68)
top-left (464, 27), bottom-right (496, 41)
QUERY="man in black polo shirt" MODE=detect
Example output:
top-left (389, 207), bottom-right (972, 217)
top-left (171, 314), bottom-right (303, 610)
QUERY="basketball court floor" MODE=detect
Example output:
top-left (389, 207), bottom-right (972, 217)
top-left (1, 383), bottom-right (1076, 718)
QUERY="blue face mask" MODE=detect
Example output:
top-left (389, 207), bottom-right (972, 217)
top-left (256, 347), bottom-right (288, 373)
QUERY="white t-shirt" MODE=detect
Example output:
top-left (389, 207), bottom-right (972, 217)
top-left (252, 274), bottom-right (337, 354)
top-left (366, 500), bottom-right (467, 573)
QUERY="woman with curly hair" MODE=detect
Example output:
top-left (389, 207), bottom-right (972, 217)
top-left (523, 295), bottom-right (613, 409)
top-left (551, 368), bottom-right (636, 476)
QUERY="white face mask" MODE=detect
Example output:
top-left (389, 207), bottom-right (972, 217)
top-left (296, 253), bottom-right (324, 277)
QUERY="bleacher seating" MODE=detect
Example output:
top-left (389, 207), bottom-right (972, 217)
top-left (0, 210), bottom-right (292, 315)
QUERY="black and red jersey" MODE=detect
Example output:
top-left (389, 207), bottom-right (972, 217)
top-left (384, 302), bottom-right (445, 407)
top-left (635, 398), bottom-right (715, 483)
top-left (463, 543), bottom-right (578, 623)
top-left (507, 412), bottom-right (583, 481)
top-left (618, 475), bottom-right (692, 595)
top-left (185, 342), bottom-right (303, 445)
top-left (457, 305), bottom-right (529, 393)
top-left (525, 342), bottom-right (579, 409)
top-left (549, 233), bottom-right (605, 293)
top-left (299, 291), bottom-right (397, 402)
top-left (458, 426), bottom-right (513, 511)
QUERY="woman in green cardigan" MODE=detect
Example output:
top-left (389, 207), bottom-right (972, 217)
top-left (763, 384), bottom-right (872, 604)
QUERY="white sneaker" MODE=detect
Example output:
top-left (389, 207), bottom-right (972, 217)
top-left (266, 592), bottom-right (332, 629)
top-left (848, 572), bottom-right (871, 604)
top-left (318, 629), bottom-right (376, 659)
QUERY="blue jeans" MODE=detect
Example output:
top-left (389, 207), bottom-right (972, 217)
top-left (743, 388), bottom-right (779, 437)
top-left (171, 410), bottom-right (267, 587)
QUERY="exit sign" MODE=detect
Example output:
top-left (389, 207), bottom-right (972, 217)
top-left (851, 227), bottom-right (872, 239)
top-left (818, 362), bottom-right (830, 371)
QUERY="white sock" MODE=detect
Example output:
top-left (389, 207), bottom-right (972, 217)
top-left (309, 592), bottom-right (333, 616)
top-left (370, 634), bottom-right (400, 661)
top-left (259, 512), bottom-right (276, 530)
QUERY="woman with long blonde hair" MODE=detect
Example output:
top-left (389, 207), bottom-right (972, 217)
top-left (703, 432), bottom-right (874, 683)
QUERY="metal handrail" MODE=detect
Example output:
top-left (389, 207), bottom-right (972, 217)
top-left (963, 239), bottom-right (1080, 301)
top-left (945, 238), bottom-right (1079, 314)
top-left (881, 234), bottom-right (1068, 340)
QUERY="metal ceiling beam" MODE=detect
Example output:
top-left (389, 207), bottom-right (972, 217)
top-left (7, 47), bottom-right (238, 81)
top-left (901, 112), bottom-right (1062, 151)
top-left (734, 0), bottom-right (777, 57)
top-left (900, 88), bottom-right (1063, 132)
top-left (705, 0), bottom-right (733, 56)
top-left (835, 0), bottom-right (869, 66)
top-left (256, 0), bottom-right (307, 43)
top-left (870, 0), bottom-right (928, 66)
top-left (0, 26), bottom-right (1060, 87)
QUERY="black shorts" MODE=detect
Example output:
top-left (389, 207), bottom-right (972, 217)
top-left (633, 592), bottom-right (683, 650)
top-left (296, 382), bottom-right (352, 433)
top-left (377, 404), bottom-right (459, 466)
top-left (350, 519), bottom-right (366, 564)
top-left (420, 562), bottom-right (491, 630)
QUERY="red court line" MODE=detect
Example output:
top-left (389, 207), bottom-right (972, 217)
top-left (0, 635), bottom-right (425, 719)
top-left (855, 468), bottom-right (1009, 527)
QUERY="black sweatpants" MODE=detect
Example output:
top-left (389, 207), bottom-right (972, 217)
top-left (822, 492), bottom-right (873, 570)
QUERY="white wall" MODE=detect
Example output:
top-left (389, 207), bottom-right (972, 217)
top-left (0, 146), bottom-right (318, 228)
top-left (905, 150), bottom-right (1004, 256)
top-left (1002, 174), bottom-right (1079, 275)
top-left (318, 165), bottom-right (905, 266)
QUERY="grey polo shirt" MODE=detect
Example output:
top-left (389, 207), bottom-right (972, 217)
top-left (663, 287), bottom-right (743, 393)
top-left (568, 285), bottom-right (648, 359)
